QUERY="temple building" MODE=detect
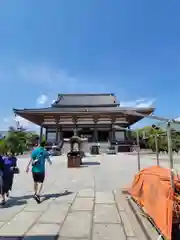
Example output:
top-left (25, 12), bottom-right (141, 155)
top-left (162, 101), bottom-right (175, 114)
top-left (13, 93), bottom-right (154, 149)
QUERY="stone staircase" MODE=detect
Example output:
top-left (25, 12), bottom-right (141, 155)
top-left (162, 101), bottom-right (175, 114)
top-left (62, 142), bottom-right (70, 154)
top-left (99, 142), bottom-right (110, 154)
top-left (61, 140), bottom-right (110, 155)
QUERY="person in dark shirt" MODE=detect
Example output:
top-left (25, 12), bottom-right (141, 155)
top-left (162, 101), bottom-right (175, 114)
top-left (0, 152), bottom-right (18, 205)
top-left (0, 155), bottom-right (4, 201)
top-left (0, 155), bottom-right (4, 171)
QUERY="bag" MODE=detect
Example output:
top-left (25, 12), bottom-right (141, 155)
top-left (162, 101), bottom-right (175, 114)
top-left (32, 159), bottom-right (39, 166)
top-left (12, 167), bottom-right (20, 174)
top-left (32, 151), bottom-right (43, 167)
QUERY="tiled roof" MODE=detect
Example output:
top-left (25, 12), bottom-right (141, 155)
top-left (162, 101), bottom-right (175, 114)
top-left (52, 93), bottom-right (118, 106)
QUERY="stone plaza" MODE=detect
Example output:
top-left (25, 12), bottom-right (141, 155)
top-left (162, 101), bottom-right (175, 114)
top-left (0, 152), bottom-right (171, 239)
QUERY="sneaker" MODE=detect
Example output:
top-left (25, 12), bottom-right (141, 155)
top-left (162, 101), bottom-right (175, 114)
top-left (33, 194), bottom-right (41, 204)
top-left (0, 200), bottom-right (6, 205)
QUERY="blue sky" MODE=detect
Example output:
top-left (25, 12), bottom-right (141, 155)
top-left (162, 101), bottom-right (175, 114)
top-left (0, 0), bottom-right (180, 130)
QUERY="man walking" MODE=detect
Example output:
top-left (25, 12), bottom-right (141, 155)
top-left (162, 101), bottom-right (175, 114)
top-left (26, 141), bottom-right (52, 203)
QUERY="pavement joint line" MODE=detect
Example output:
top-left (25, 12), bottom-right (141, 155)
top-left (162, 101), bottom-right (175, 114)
top-left (89, 188), bottom-right (96, 240)
top-left (69, 210), bottom-right (93, 212)
top-left (113, 189), bottom-right (129, 238)
top-left (126, 195), bottom-right (152, 240)
top-left (94, 202), bottom-right (115, 205)
top-left (76, 197), bottom-right (94, 199)
top-left (57, 191), bottom-right (78, 238)
top-left (58, 238), bottom-right (90, 239)
top-left (36, 221), bottom-right (60, 226)
top-left (89, 197), bottom-right (95, 240)
top-left (93, 222), bottom-right (122, 225)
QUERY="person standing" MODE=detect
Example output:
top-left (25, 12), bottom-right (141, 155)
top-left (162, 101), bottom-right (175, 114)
top-left (26, 141), bottom-right (52, 203)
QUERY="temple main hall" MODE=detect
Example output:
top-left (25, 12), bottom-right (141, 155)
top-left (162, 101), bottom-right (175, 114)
top-left (13, 93), bottom-right (154, 151)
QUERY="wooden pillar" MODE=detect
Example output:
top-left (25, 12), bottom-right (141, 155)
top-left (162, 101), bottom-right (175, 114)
top-left (59, 126), bottom-right (63, 141)
top-left (45, 128), bottom-right (48, 141)
top-left (56, 127), bottom-right (58, 143)
top-left (55, 118), bottom-right (59, 143)
top-left (136, 129), bottom-right (141, 171)
top-left (39, 126), bottom-right (43, 144)
top-left (111, 117), bottom-right (116, 141)
top-left (127, 126), bottom-right (131, 140)
top-left (93, 117), bottom-right (98, 142)
top-left (54, 116), bottom-right (61, 143)
top-left (58, 117), bottom-right (63, 141)
top-left (108, 131), bottom-right (112, 141)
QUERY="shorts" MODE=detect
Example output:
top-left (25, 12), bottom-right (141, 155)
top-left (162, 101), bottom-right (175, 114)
top-left (32, 172), bottom-right (45, 183)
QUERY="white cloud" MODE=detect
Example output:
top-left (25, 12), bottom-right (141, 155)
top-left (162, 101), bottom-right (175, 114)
top-left (175, 117), bottom-right (180, 121)
top-left (121, 98), bottom-right (156, 108)
top-left (1, 115), bottom-right (38, 131)
top-left (14, 115), bottom-right (32, 128)
top-left (136, 99), bottom-right (156, 108)
top-left (17, 63), bottom-right (114, 94)
top-left (18, 64), bottom-right (77, 91)
top-left (36, 94), bottom-right (48, 105)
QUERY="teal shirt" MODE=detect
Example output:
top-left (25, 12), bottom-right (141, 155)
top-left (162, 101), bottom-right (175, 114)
top-left (31, 147), bottom-right (49, 173)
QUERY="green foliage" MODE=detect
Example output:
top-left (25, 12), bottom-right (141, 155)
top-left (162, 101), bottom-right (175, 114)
top-left (134, 125), bottom-right (180, 152)
top-left (0, 138), bottom-right (8, 154)
top-left (0, 127), bottom-right (39, 155)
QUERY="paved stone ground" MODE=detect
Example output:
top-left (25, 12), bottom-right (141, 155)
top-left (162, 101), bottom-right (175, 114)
top-left (0, 153), bottom-right (165, 239)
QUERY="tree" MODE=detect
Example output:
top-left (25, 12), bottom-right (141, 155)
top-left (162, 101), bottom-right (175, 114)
top-left (0, 126), bottom-right (39, 155)
top-left (134, 125), bottom-right (180, 152)
top-left (6, 127), bottom-right (25, 154)
top-left (25, 132), bottom-right (39, 148)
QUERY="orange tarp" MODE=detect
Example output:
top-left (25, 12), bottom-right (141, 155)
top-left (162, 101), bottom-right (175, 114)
top-left (129, 166), bottom-right (177, 240)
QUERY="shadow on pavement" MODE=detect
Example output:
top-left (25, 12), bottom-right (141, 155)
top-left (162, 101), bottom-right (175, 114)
top-left (82, 161), bottom-right (101, 166)
top-left (1, 199), bottom-right (27, 209)
top-left (2, 191), bottom-right (73, 208)
top-left (42, 190), bottom-right (73, 201)
top-left (0, 235), bottom-right (59, 239)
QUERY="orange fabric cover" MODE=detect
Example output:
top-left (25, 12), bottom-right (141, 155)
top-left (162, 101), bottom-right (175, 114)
top-left (129, 166), bottom-right (176, 240)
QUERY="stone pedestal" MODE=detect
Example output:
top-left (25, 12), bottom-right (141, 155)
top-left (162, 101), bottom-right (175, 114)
top-left (67, 152), bottom-right (81, 168)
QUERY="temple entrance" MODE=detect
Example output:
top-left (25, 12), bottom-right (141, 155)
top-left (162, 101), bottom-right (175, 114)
top-left (98, 131), bottom-right (109, 142)
top-left (79, 128), bottom-right (93, 142)
top-left (62, 131), bottom-right (74, 139)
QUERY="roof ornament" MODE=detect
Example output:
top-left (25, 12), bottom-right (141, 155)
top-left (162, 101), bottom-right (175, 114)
top-left (58, 94), bottom-right (63, 102)
top-left (53, 94), bottom-right (64, 105)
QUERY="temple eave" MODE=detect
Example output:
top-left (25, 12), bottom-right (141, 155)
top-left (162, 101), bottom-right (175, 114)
top-left (13, 110), bottom-right (143, 127)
